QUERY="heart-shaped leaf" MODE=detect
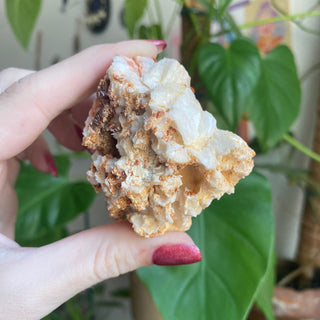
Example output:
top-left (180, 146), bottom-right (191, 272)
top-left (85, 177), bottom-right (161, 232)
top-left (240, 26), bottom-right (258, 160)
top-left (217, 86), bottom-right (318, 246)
top-left (137, 172), bottom-right (274, 320)
top-left (198, 38), bottom-right (261, 131)
top-left (5, 0), bottom-right (42, 49)
top-left (124, 0), bottom-right (148, 37)
top-left (15, 155), bottom-right (96, 243)
top-left (255, 249), bottom-right (276, 320)
top-left (246, 45), bottom-right (301, 152)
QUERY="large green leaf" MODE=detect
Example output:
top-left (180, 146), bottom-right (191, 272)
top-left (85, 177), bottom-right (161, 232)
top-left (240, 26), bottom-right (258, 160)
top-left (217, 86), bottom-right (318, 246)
top-left (255, 249), bottom-right (276, 320)
top-left (137, 172), bottom-right (274, 320)
top-left (246, 45), bottom-right (301, 152)
top-left (5, 0), bottom-right (42, 49)
top-left (18, 226), bottom-right (69, 247)
top-left (15, 155), bottom-right (96, 243)
top-left (124, 0), bottom-right (148, 37)
top-left (198, 38), bottom-right (261, 131)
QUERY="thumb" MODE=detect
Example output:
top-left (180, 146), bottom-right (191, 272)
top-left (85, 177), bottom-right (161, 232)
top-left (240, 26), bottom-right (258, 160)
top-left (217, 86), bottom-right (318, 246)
top-left (3, 221), bottom-right (201, 319)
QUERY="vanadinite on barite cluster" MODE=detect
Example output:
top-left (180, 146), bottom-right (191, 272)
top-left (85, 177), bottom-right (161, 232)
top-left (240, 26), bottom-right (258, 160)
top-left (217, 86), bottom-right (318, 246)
top-left (82, 56), bottom-right (255, 237)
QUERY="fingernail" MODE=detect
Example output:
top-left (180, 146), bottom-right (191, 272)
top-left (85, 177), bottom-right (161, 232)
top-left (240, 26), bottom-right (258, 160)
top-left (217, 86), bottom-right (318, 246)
top-left (146, 40), bottom-right (167, 53)
top-left (44, 152), bottom-right (58, 177)
top-left (74, 124), bottom-right (83, 142)
top-left (152, 244), bottom-right (202, 266)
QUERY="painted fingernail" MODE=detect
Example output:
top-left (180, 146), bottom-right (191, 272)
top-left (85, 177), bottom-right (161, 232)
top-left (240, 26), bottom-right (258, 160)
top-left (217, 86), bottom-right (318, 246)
top-left (44, 152), bottom-right (58, 177)
top-left (152, 244), bottom-right (202, 266)
top-left (146, 40), bottom-right (167, 53)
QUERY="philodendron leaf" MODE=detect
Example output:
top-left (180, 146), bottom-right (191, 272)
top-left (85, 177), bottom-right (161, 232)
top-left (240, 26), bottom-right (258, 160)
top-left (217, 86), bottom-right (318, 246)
top-left (255, 248), bottom-right (276, 320)
top-left (124, 0), bottom-right (148, 37)
top-left (5, 0), bottom-right (42, 49)
top-left (246, 45), bottom-right (301, 152)
top-left (198, 38), bottom-right (261, 131)
top-left (137, 172), bottom-right (274, 320)
top-left (15, 155), bottom-right (96, 243)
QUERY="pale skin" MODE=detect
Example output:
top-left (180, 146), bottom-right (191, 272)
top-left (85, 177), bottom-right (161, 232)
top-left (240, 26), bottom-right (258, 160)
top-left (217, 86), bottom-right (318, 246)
top-left (0, 41), bottom-right (195, 320)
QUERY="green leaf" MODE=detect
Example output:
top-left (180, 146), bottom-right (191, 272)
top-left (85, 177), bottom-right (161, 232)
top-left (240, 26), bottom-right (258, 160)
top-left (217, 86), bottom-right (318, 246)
top-left (255, 248), bottom-right (276, 320)
top-left (15, 155), bottom-right (96, 243)
top-left (18, 226), bottom-right (68, 247)
top-left (198, 38), bottom-right (261, 131)
top-left (5, 0), bottom-right (42, 49)
top-left (246, 45), bottom-right (301, 152)
top-left (138, 172), bottom-right (274, 320)
top-left (218, 0), bottom-right (233, 17)
top-left (124, 0), bottom-right (148, 38)
top-left (138, 24), bottom-right (164, 40)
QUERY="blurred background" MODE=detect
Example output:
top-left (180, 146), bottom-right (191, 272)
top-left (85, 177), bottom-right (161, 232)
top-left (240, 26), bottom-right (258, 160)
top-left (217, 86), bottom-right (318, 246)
top-left (1, 1), bottom-right (320, 319)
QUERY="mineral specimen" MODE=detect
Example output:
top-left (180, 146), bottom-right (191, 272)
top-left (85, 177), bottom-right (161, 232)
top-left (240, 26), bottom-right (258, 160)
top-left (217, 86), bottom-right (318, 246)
top-left (82, 56), bottom-right (255, 237)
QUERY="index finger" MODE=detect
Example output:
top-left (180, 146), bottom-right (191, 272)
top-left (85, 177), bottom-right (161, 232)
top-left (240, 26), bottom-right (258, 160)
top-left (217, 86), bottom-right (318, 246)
top-left (0, 41), bottom-right (158, 160)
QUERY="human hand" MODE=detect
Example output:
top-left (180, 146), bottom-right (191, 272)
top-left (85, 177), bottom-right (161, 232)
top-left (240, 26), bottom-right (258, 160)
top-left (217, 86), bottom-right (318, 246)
top-left (0, 40), bottom-right (201, 320)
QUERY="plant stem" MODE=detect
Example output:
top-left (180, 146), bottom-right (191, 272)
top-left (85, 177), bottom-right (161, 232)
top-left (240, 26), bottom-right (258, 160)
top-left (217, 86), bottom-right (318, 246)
top-left (223, 10), bottom-right (242, 37)
top-left (189, 12), bottom-right (202, 36)
top-left (283, 133), bottom-right (320, 162)
top-left (212, 9), bottom-right (320, 37)
top-left (239, 10), bottom-right (320, 30)
top-left (203, 0), bottom-right (215, 42)
top-left (271, 0), bottom-right (320, 36)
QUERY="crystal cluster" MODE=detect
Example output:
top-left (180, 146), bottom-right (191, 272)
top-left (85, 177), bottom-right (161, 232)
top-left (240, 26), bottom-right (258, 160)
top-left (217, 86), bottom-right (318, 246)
top-left (83, 56), bottom-right (255, 237)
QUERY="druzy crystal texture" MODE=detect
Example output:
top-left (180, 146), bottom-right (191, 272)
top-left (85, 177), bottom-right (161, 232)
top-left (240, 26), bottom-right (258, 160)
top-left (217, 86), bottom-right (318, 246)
top-left (83, 56), bottom-right (255, 237)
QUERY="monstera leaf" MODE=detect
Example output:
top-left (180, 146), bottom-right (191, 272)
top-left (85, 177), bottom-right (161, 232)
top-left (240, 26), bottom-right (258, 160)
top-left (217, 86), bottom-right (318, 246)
top-left (138, 172), bottom-right (274, 320)
top-left (15, 155), bottom-right (96, 243)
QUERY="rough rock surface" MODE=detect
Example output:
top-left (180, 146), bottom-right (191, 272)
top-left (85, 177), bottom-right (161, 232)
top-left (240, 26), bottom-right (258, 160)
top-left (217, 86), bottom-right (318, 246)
top-left (83, 56), bottom-right (255, 237)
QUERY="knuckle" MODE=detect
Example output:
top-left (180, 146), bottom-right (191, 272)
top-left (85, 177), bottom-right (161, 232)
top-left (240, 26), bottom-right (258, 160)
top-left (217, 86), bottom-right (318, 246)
top-left (91, 242), bottom-right (133, 282)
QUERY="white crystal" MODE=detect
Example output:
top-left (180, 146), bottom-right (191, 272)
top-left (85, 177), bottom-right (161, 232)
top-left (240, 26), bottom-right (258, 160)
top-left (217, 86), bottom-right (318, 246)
top-left (83, 56), bottom-right (255, 237)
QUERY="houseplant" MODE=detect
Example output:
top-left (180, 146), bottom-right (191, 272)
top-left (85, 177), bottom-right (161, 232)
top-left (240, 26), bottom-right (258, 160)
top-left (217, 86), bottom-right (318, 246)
top-left (4, 0), bottom-right (320, 319)
top-left (124, 1), bottom-right (320, 319)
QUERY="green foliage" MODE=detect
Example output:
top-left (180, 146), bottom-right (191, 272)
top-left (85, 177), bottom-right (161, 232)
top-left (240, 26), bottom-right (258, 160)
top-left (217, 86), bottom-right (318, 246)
top-left (124, 0), bottom-right (148, 37)
top-left (199, 40), bottom-right (300, 152)
top-left (246, 46), bottom-right (301, 152)
top-left (138, 24), bottom-right (164, 40)
top-left (138, 172), bottom-right (274, 320)
top-left (255, 249), bottom-right (276, 320)
top-left (15, 155), bottom-right (96, 244)
top-left (5, 0), bottom-right (42, 49)
top-left (198, 38), bottom-right (261, 131)
top-left (218, 0), bottom-right (233, 17)
top-left (18, 226), bottom-right (68, 247)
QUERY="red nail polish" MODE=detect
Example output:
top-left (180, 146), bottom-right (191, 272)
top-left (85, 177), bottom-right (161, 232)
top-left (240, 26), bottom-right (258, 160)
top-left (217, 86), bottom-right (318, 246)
top-left (44, 152), bottom-right (58, 177)
top-left (146, 40), bottom-right (167, 53)
top-left (152, 244), bottom-right (202, 266)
